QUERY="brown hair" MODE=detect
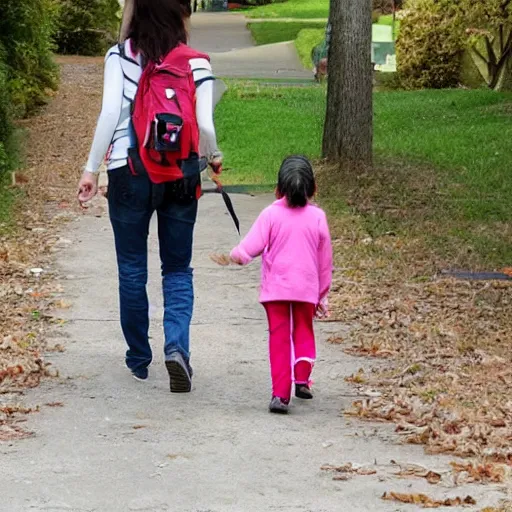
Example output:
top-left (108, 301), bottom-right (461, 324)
top-left (128, 0), bottom-right (192, 63)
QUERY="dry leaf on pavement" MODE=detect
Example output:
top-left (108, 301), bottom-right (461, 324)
top-left (394, 463), bottom-right (442, 484)
top-left (382, 491), bottom-right (476, 508)
top-left (450, 461), bottom-right (507, 485)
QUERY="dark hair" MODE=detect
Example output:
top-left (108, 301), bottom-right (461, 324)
top-left (277, 155), bottom-right (316, 208)
top-left (129, 0), bottom-right (191, 63)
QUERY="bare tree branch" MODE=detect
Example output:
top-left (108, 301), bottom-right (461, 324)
top-left (500, 0), bottom-right (511, 11)
top-left (485, 35), bottom-right (498, 67)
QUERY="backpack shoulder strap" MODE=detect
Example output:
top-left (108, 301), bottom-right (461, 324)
top-left (117, 41), bottom-right (141, 67)
top-left (109, 41), bottom-right (141, 90)
top-left (118, 42), bottom-right (126, 59)
top-left (181, 45), bottom-right (210, 64)
top-left (162, 44), bottom-right (210, 69)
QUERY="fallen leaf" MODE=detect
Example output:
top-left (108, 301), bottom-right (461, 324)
top-left (357, 468), bottom-right (377, 476)
top-left (0, 426), bottom-right (34, 441)
top-left (395, 463), bottom-right (442, 484)
top-left (321, 463), bottom-right (353, 473)
top-left (321, 462), bottom-right (377, 480)
top-left (450, 461), bottom-right (506, 484)
top-left (45, 402), bottom-right (64, 408)
top-left (327, 335), bottom-right (345, 345)
top-left (52, 300), bottom-right (71, 309)
top-left (382, 491), bottom-right (476, 508)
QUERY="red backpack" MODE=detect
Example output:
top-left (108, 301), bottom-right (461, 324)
top-left (127, 43), bottom-right (210, 185)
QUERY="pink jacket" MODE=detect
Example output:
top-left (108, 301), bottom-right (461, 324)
top-left (230, 198), bottom-right (333, 305)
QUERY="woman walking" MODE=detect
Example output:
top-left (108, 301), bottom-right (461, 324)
top-left (78, 0), bottom-right (221, 392)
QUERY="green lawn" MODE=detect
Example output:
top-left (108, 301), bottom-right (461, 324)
top-left (295, 28), bottom-right (324, 68)
top-left (216, 83), bottom-right (512, 265)
top-left (246, 0), bottom-right (329, 19)
top-left (374, 90), bottom-right (512, 219)
top-left (248, 21), bottom-right (326, 46)
top-left (216, 82), bottom-right (325, 186)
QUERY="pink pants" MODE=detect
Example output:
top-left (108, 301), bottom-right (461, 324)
top-left (264, 301), bottom-right (316, 402)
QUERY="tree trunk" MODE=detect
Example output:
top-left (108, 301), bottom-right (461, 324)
top-left (322, 0), bottom-right (373, 170)
top-left (119, 0), bottom-right (133, 42)
top-left (392, 0), bottom-right (396, 40)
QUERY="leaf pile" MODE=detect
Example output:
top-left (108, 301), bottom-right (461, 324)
top-left (450, 462), bottom-right (508, 485)
top-left (382, 491), bottom-right (476, 508)
top-left (0, 238), bottom-right (64, 393)
top-left (325, 201), bottom-right (512, 464)
top-left (0, 404), bottom-right (38, 441)
top-left (0, 56), bottom-right (104, 435)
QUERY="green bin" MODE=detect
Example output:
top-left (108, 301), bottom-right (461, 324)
top-left (205, 0), bottom-right (228, 11)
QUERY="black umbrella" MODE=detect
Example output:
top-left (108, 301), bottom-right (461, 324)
top-left (200, 161), bottom-right (240, 235)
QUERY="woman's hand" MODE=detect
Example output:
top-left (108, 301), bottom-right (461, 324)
top-left (209, 253), bottom-right (243, 266)
top-left (315, 299), bottom-right (330, 319)
top-left (210, 253), bottom-right (232, 266)
top-left (209, 150), bottom-right (223, 175)
top-left (78, 171), bottom-right (99, 206)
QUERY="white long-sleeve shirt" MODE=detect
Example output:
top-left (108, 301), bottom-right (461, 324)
top-left (85, 40), bottom-right (218, 173)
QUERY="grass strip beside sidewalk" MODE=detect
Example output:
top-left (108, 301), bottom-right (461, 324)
top-left (246, 0), bottom-right (329, 19)
top-left (248, 21), bottom-right (326, 46)
top-left (217, 83), bottom-right (512, 267)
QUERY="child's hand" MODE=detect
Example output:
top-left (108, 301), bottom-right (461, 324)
top-left (229, 256), bottom-right (243, 265)
top-left (315, 299), bottom-right (330, 319)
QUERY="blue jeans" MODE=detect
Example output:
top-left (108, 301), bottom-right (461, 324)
top-left (108, 166), bottom-right (198, 374)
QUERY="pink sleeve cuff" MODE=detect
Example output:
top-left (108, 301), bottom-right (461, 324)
top-left (230, 245), bottom-right (253, 265)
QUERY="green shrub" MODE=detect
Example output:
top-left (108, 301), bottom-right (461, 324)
top-left (0, 49), bottom-right (12, 175)
top-left (0, 0), bottom-right (58, 182)
top-left (0, 0), bottom-right (59, 117)
top-left (396, 0), bottom-right (465, 89)
top-left (295, 28), bottom-right (325, 69)
top-left (54, 0), bottom-right (121, 56)
top-left (375, 71), bottom-right (401, 90)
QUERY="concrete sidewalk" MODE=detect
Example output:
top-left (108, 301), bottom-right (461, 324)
top-left (190, 12), bottom-right (312, 79)
top-left (189, 12), bottom-right (254, 53)
top-left (211, 41), bottom-right (312, 79)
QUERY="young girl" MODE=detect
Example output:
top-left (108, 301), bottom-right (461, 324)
top-left (215, 156), bottom-right (333, 414)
